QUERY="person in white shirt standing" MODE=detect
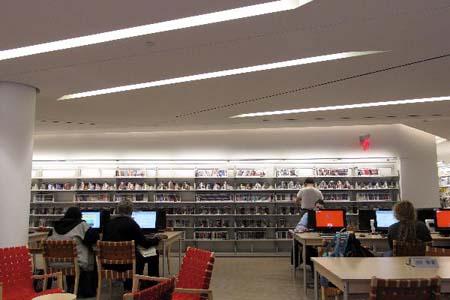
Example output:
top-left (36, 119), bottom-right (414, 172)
top-left (296, 177), bottom-right (323, 210)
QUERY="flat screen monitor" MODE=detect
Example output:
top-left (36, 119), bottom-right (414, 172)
top-left (435, 209), bottom-right (450, 233)
top-left (81, 211), bottom-right (101, 229)
top-left (417, 208), bottom-right (436, 223)
top-left (314, 209), bottom-right (346, 232)
top-left (375, 210), bottom-right (397, 231)
top-left (132, 211), bottom-right (157, 231)
top-left (358, 209), bottom-right (376, 231)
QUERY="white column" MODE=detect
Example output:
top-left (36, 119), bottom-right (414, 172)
top-left (0, 82), bottom-right (36, 247)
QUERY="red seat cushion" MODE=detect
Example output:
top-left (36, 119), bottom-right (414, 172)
top-left (172, 293), bottom-right (201, 300)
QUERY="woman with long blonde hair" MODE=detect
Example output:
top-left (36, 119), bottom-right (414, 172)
top-left (387, 200), bottom-right (432, 250)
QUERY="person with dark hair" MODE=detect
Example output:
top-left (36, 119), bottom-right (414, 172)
top-left (48, 206), bottom-right (99, 297)
top-left (296, 178), bottom-right (323, 210)
top-left (387, 200), bottom-right (431, 250)
top-left (102, 199), bottom-right (161, 290)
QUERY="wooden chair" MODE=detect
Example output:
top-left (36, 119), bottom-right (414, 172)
top-left (42, 240), bottom-right (79, 294)
top-left (0, 246), bottom-right (63, 300)
top-left (130, 247), bottom-right (215, 300)
top-left (392, 240), bottom-right (427, 256)
top-left (426, 246), bottom-right (450, 256)
top-left (123, 276), bottom-right (176, 300)
top-left (369, 276), bottom-right (441, 300)
top-left (96, 240), bottom-right (136, 300)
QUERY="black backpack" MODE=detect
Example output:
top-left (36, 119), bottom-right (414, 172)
top-left (345, 233), bottom-right (374, 257)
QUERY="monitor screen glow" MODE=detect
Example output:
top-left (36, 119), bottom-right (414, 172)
top-left (376, 210), bottom-right (397, 228)
top-left (82, 211), bottom-right (101, 229)
top-left (132, 211), bottom-right (157, 229)
top-left (315, 210), bottom-right (345, 228)
top-left (436, 210), bottom-right (450, 229)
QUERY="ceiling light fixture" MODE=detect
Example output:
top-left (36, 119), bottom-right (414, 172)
top-left (58, 51), bottom-right (381, 100)
top-left (0, 0), bottom-right (312, 61)
top-left (231, 96), bottom-right (450, 118)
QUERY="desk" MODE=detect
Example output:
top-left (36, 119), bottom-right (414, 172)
top-left (312, 257), bottom-right (450, 300)
top-left (157, 231), bottom-right (184, 276)
top-left (294, 231), bottom-right (450, 295)
top-left (29, 231), bottom-right (49, 247)
top-left (28, 230), bottom-right (184, 277)
top-left (294, 232), bottom-right (387, 295)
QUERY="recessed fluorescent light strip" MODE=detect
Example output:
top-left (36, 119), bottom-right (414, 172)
top-left (231, 96), bottom-right (450, 118)
top-left (0, 0), bottom-right (312, 61)
top-left (59, 51), bottom-right (381, 100)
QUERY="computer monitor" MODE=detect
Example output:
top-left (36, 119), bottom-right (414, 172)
top-left (314, 209), bottom-right (346, 232)
top-left (132, 211), bottom-right (157, 231)
top-left (435, 209), bottom-right (450, 234)
top-left (375, 210), bottom-right (397, 232)
top-left (417, 208), bottom-right (436, 223)
top-left (81, 211), bottom-right (101, 229)
top-left (358, 209), bottom-right (376, 232)
top-left (156, 209), bottom-right (167, 231)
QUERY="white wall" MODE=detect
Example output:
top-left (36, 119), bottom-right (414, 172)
top-left (33, 124), bottom-right (440, 208)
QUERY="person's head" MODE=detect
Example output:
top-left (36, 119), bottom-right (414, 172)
top-left (393, 200), bottom-right (416, 223)
top-left (393, 200), bottom-right (417, 241)
top-left (304, 178), bottom-right (315, 186)
top-left (117, 199), bottom-right (133, 216)
top-left (64, 207), bottom-right (82, 220)
top-left (314, 199), bottom-right (325, 210)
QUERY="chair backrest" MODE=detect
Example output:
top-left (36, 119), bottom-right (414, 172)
top-left (369, 276), bottom-right (441, 300)
top-left (0, 246), bottom-right (32, 289)
top-left (97, 240), bottom-right (135, 264)
top-left (393, 240), bottom-right (426, 256)
top-left (124, 277), bottom-right (176, 300)
top-left (42, 240), bottom-right (78, 275)
top-left (426, 246), bottom-right (450, 256)
top-left (177, 247), bottom-right (215, 299)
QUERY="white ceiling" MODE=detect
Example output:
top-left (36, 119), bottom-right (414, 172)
top-left (1, 0), bottom-right (450, 138)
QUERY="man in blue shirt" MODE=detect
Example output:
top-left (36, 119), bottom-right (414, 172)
top-left (294, 199), bottom-right (325, 232)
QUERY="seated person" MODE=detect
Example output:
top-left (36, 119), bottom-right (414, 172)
top-left (102, 199), bottom-right (161, 290)
top-left (386, 200), bottom-right (432, 254)
top-left (292, 199), bottom-right (324, 269)
top-left (48, 207), bottom-right (99, 297)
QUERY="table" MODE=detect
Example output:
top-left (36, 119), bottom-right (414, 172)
top-left (32, 293), bottom-right (76, 300)
top-left (294, 232), bottom-right (387, 296)
top-left (28, 230), bottom-right (184, 277)
top-left (312, 257), bottom-right (450, 300)
top-left (157, 231), bottom-right (184, 276)
top-left (29, 231), bottom-right (49, 247)
top-left (293, 231), bottom-right (450, 295)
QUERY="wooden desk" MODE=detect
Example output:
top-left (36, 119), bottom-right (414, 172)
top-left (28, 230), bottom-right (184, 277)
top-left (294, 231), bottom-right (450, 296)
top-left (312, 257), bottom-right (450, 300)
top-left (28, 231), bottom-right (49, 247)
top-left (294, 232), bottom-right (387, 295)
top-left (157, 231), bottom-right (184, 276)
top-left (33, 293), bottom-right (76, 300)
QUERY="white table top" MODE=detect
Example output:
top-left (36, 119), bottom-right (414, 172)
top-left (32, 293), bottom-right (76, 300)
top-left (312, 257), bottom-right (450, 281)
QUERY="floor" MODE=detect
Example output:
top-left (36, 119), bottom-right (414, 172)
top-left (84, 256), bottom-right (312, 300)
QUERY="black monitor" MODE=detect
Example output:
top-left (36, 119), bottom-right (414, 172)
top-left (435, 209), bottom-right (450, 235)
top-left (375, 210), bottom-right (397, 232)
top-left (156, 209), bottom-right (167, 231)
top-left (132, 210), bottom-right (158, 232)
top-left (358, 209), bottom-right (376, 232)
top-left (81, 210), bottom-right (101, 229)
top-left (314, 209), bottom-right (346, 233)
top-left (417, 208), bottom-right (436, 223)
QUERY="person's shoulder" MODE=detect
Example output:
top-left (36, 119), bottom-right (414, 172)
top-left (416, 221), bottom-right (429, 230)
top-left (388, 221), bottom-right (400, 230)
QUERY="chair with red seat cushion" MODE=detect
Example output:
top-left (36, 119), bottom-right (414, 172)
top-left (129, 247), bottom-right (215, 300)
top-left (123, 276), bottom-right (176, 300)
top-left (0, 246), bottom-right (63, 300)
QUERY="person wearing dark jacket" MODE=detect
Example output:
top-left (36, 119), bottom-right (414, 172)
top-left (48, 207), bottom-right (99, 297)
top-left (102, 199), bottom-right (161, 287)
top-left (387, 200), bottom-right (432, 250)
